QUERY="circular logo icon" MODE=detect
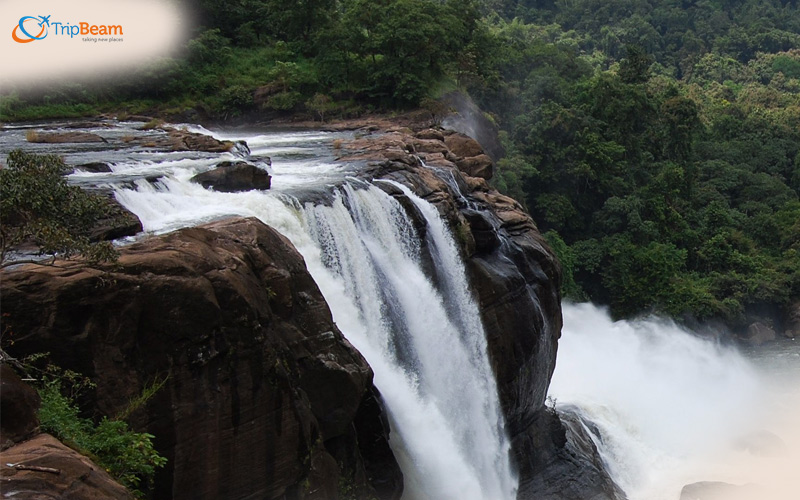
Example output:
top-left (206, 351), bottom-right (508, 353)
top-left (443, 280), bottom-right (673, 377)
top-left (12, 16), bottom-right (49, 43)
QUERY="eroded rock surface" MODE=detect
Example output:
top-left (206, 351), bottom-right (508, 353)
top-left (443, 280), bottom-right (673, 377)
top-left (0, 433), bottom-right (136, 500)
top-left (27, 131), bottom-right (107, 143)
top-left (1, 217), bottom-right (401, 500)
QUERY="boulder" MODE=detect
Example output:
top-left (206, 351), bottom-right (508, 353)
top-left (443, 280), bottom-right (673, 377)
top-left (444, 132), bottom-right (485, 158)
top-left (0, 433), bottom-right (136, 499)
top-left (455, 154), bottom-right (494, 180)
top-left (89, 196), bottom-right (143, 241)
top-left (191, 161), bottom-right (271, 192)
top-left (26, 131), bottom-right (107, 143)
top-left (0, 364), bottom-right (40, 450)
top-left (1, 217), bottom-right (402, 500)
top-left (76, 162), bottom-right (112, 173)
top-left (745, 322), bottom-right (777, 345)
top-left (516, 406), bottom-right (626, 500)
top-left (166, 128), bottom-right (235, 153)
top-left (410, 138), bottom-right (449, 154)
top-left (415, 128), bottom-right (445, 141)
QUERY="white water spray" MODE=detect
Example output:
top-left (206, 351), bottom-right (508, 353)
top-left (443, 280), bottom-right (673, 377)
top-left (549, 303), bottom-right (796, 500)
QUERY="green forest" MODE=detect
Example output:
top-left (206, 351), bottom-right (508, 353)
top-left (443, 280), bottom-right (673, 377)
top-left (1, 0), bottom-right (798, 326)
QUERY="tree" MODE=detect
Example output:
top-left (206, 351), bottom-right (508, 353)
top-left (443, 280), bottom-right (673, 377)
top-left (0, 150), bottom-right (117, 267)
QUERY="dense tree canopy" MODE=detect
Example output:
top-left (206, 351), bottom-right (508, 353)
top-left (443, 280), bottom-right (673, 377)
top-left (1, 0), bottom-right (798, 324)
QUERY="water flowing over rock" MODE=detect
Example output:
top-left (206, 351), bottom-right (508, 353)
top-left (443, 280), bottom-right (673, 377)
top-left (341, 126), bottom-right (622, 499)
top-left (1, 217), bottom-right (402, 500)
top-left (88, 196), bottom-right (143, 241)
top-left (0, 120), bottom-right (622, 500)
top-left (76, 162), bottom-right (113, 173)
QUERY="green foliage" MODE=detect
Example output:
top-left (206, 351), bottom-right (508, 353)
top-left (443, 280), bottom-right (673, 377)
top-left (0, 150), bottom-right (118, 267)
top-left (478, 1), bottom-right (800, 322)
top-left (543, 230), bottom-right (584, 300)
top-left (32, 364), bottom-right (167, 496)
top-left (2, 0), bottom-right (799, 324)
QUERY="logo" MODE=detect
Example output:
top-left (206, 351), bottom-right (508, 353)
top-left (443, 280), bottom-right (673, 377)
top-left (11, 14), bottom-right (123, 43)
top-left (11, 15), bottom-right (49, 43)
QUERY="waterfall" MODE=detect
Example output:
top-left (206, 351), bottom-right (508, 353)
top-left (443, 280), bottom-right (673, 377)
top-left (298, 182), bottom-right (515, 499)
top-left (109, 129), bottom-right (517, 499)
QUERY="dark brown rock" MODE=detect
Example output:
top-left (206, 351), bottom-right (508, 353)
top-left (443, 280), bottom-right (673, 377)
top-left (27, 131), bottom-right (107, 143)
top-left (415, 128), bottom-right (445, 141)
top-left (166, 128), bottom-right (235, 153)
top-left (0, 434), bottom-right (136, 499)
top-left (191, 161), bottom-right (271, 192)
top-left (1, 217), bottom-right (402, 500)
top-left (516, 407), bottom-right (625, 500)
top-left (455, 154), bottom-right (494, 180)
top-left (410, 138), bottom-right (449, 154)
top-left (76, 162), bottom-right (112, 173)
top-left (444, 132), bottom-right (485, 158)
top-left (0, 365), bottom-right (40, 450)
top-left (363, 148), bottom-right (620, 499)
top-left (89, 196), bottom-right (143, 241)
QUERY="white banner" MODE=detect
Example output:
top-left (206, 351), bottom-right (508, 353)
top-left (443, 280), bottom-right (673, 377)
top-left (1, 0), bottom-right (187, 89)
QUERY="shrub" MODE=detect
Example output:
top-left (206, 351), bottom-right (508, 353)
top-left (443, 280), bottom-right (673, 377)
top-left (36, 370), bottom-right (167, 496)
top-left (0, 150), bottom-right (118, 267)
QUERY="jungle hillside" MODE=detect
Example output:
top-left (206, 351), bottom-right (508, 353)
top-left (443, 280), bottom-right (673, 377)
top-left (2, 0), bottom-right (798, 327)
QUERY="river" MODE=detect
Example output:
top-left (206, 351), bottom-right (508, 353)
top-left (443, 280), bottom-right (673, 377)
top-left (3, 120), bottom-right (797, 500)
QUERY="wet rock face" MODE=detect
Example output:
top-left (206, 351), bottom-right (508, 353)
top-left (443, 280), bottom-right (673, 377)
top-left (89, 196), bottom-right (143, 241)
top-left (515, 407), bottom-right (625, 500)
top-left (344, 126), bottom-right (621, 499)
top-left (1, 217), bottom-right (402, 500)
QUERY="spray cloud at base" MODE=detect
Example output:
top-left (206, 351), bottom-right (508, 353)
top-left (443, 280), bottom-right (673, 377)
top-left (550, 302), bottom-right (800, 500)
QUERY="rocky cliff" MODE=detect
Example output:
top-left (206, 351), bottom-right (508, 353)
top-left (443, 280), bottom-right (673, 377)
top-left (340, 125), bottom-right (623, 500)
top-left (0, 218), bottom-right (402, 500)
top-left (1, 119), bottom-right (620, 500)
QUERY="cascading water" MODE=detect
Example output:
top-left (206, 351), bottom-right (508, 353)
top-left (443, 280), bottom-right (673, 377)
top-left (550, 302), bottom-right (800, 500)
top-left (298, 182), bottom-right (515, 499)
top-left (99, 128), bottom-right (516, 499)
